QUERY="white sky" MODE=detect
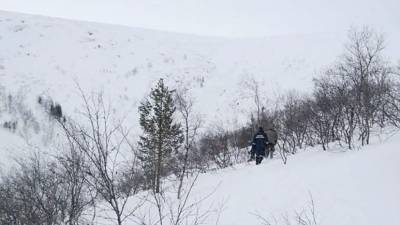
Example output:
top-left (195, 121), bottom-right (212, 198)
top-left (0, 0), bottom-right (399, 37)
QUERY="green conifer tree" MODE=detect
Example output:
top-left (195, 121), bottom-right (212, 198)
top-left (138, 78), bottom-right (183, 193)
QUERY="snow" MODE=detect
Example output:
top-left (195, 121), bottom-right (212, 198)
top-left (179, 132), bottom-right (400, 225)
top-left (0, 10), bottom-right (349, 170)
top-left (0, 10), bottom-right (400, 225)
top-left (86, 130), bottom-right (400, 225)
top-left (0, 10), bottom-right (347, 131)
top-left (1, 0), bottom-right (400, 38)
top-left (0, 129), bottom-right (26, 171)
top-left (1, 10), bottom-right (399, 132)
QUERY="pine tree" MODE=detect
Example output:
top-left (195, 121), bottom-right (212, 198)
top-left (138, 78), bottom-right (183, 193)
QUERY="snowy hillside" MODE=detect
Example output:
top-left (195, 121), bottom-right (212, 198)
top-left (187, 131), bottom-right (400, 225)
top-left (0, 10), bottom-right (349, 129)
top-left (88, 130), bottom-right (400, 225)
top-left (1, 10), bottom-right (400, 225)
top-left (169, 132), bottom-right (400, 225)
top-left (0, 10), bottom-right (357, 168)
top-left (0, 10), bottom-right (353, 170)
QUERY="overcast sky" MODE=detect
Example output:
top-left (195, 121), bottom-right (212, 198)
top-left (1, 0), bottom-right (399, 37)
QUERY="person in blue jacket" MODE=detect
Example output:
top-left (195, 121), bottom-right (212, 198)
top-left (250, 127), bottom-right (269, 165)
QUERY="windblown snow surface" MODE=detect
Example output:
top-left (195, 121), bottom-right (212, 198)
top-left (0, 11), bottom-right (400, 225)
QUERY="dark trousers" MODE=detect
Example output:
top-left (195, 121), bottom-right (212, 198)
top-left (250, 148), bottom-right (269, 164)
top-left (255, 150), bottom-right (268, 165)
top-left (255, 155), bottom-right (263, 165)
top-left (250, 147), bottom-right (273, 164)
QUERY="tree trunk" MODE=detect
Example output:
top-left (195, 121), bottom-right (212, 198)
top-left (156, 144), bottom-right (162, 193)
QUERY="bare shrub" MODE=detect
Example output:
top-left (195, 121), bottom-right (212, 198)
top-left (199, 126), bottom-right (233, 169)
top-left (0, 153), bottom-right (90, 225)
top-left (174, 87), bottom-right (203, 199)
top-left (254, 194), bottom-right (319, 225)
top-left (57, 89), bottom-right (144, 225)
top-left (137, 173), bottom-right (220, 225)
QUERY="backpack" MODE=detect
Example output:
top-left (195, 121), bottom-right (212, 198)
top-left (265, 129), bottom-right (278, 144)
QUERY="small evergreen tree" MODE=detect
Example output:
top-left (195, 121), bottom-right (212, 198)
top-left (138, 78), bottom-right (183, 193)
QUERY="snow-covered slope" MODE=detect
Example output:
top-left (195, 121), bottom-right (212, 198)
top-left (1, 10), bottom-right (400, 130)
top-left (0, 10), bottom-right (399, 225)
top-left (176, 132), bottom-right (400, 225)
top-left (84, 130), bottom-right (400, 225)
top-left (0, 10), bottom-right (350, 129)
top-left (0, 11), bottom-right (349, 169)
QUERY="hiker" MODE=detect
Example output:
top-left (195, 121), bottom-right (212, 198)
top-left (265, 125), bottom-right (278, 159)
top-left (250, 127), bottom-right (268, 165)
